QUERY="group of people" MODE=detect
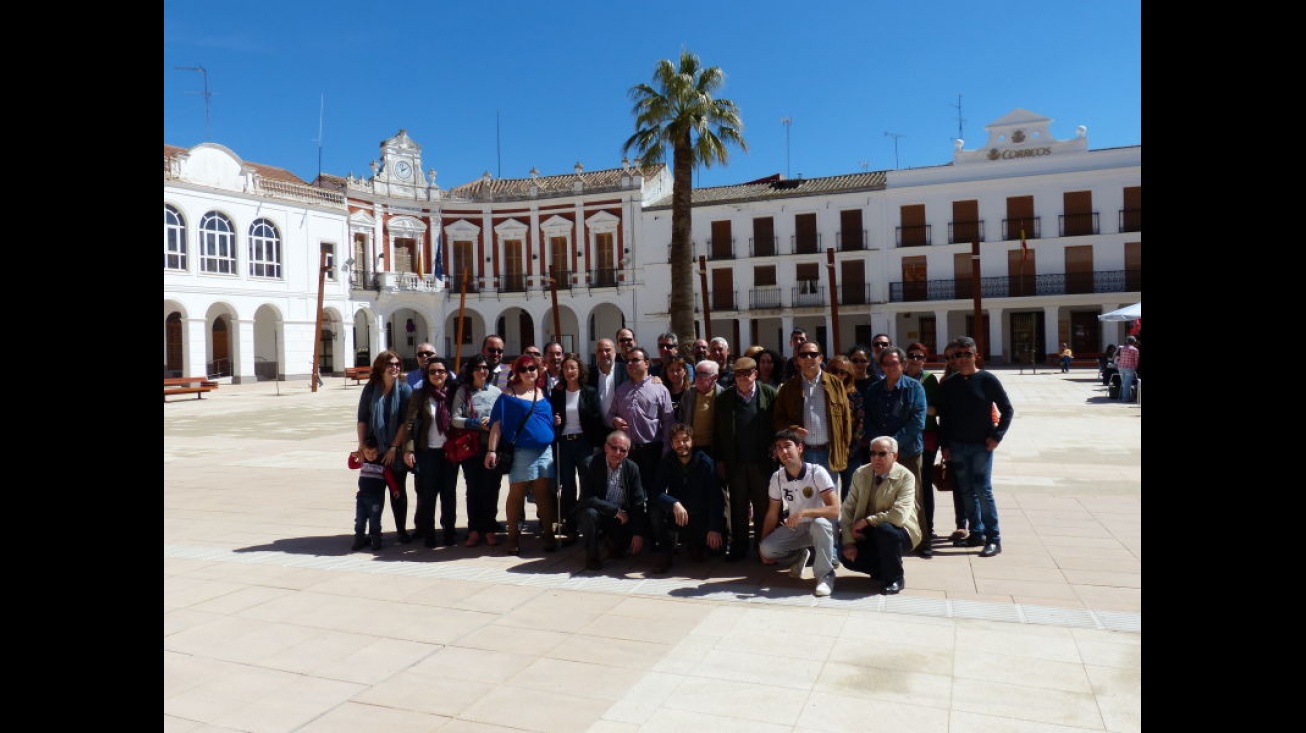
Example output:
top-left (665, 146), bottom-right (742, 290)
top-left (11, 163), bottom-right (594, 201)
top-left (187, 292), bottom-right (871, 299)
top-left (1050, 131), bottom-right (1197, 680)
top-left (345, 326), bottom-right (1015, 597)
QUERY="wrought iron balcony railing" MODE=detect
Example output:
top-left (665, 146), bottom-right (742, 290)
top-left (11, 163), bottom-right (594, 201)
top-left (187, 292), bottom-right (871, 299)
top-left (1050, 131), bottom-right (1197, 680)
top-left (836, 229), bottom-right (867, 251)
top-left (896, 224), bottom-right (932, 247)
top-left (948, 220), bottom-right (986, 244)
top-left (749, 286), bottom-right (783, 309)
top-left (889, 269), bottom-right (1140, 302)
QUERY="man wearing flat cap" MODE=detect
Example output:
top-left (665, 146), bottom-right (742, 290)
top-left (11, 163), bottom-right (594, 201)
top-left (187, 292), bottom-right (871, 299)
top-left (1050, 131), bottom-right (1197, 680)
top-left (712, 356), bottom-right (779, 561)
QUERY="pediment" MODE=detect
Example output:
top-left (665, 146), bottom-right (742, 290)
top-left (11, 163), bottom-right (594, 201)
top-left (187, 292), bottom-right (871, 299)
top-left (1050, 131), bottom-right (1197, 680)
top-left (388, 215), bottom-right (427, 235)
top-left (349, 211), bottom-right (376, 229)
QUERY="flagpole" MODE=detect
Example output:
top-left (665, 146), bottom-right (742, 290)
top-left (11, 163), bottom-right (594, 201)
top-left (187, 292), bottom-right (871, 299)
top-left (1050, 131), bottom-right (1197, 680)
top-left (971, 238), bottom-right (985, 363)
top-left (453, 267), bottom-right (469, 373)
top-left (825, 248), bottom-right (842, 356)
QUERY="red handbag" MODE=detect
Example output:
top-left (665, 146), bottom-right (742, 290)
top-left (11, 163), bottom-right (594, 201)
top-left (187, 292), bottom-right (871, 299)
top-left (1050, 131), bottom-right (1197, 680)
top-left (444, 429), bottom-right (480, 463)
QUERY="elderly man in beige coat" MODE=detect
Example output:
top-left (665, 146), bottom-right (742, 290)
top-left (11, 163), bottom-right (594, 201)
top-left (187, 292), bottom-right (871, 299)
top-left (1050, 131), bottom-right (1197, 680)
top-left (839, 435), bottom-right (921, 594)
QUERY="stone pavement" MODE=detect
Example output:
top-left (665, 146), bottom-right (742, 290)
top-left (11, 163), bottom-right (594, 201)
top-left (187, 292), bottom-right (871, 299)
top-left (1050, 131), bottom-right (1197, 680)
top-left (164, 366), bottom-right (1141, 732)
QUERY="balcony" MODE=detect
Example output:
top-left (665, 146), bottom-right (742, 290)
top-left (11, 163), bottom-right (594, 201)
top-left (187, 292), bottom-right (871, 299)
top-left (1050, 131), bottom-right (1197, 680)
top-left (708, 236), bottom-right (736, 260)
top-left (840, 283), bottom-right (870, 305)
top-left (1118, 208), bottom-right (1141, 233)
top-left (1002, 218), bottom-right (1042, 241)
top-left (589, 268), bottom-right (619, 288)
top-left (792, 233), bottom-right (822, 255)
top-left (710, 289), bottom-right (738, 311)
top-left (447, 273), bottom-right (480, 294)
top-left (500, 273), bottom-right (527, 293)
top-left (792, 282), bottom-right (825, 307)
top-left (888, 269), bottom-right (1141, 302)
top-left (1059, 212), bottom-right (1099, 237)
top-left (750, 236), bottom-right (779, 257)
top-left (750, 286), bottom-right (782, 309)
top-left (896, 224), bottom-right (932, 247)
top-left (545, 269), bottom-right (574, 289)
top-left (837, 229), bottom-right (867, 252)
top-left (948, 220), bottom-right (986, 245)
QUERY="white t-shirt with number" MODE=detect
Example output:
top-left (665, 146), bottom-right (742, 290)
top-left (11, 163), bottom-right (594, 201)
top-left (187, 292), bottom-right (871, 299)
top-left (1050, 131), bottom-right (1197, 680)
top-left (768, 462), bottom-right (836, 523)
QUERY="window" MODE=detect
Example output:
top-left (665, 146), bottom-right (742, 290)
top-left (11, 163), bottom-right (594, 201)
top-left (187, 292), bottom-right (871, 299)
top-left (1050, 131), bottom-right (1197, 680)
top-left (1005, 195), bottom-right (1036, 240)
top-left (199, 212), bottom-right (236, 274)
top-left (752, 216), bottom-right (775, 256)
top-left (165, 204), bottom-right (187, 270)
top-left (899, 204), bottom-right (928, 247)
top-left (902, 256), bottom-right (927, 301)
top-left (248, 218), bottom-right (282, 278)
top-left (502, 238), bottom-right (525, 291)
top-left (549, 235), bottom-right (569, 285)
top-left (710, 220), bottom-right (733, 259)
top-left (322, 243), bottom-right (336, 281)
top-left (794, 213), bottom-right (818, 254)
top-left (950, 199), bottom-right (981, 244)
top-left (594, 232), bottom-right (616, 286)
top-left (839, 209), bottom-right (864, 250)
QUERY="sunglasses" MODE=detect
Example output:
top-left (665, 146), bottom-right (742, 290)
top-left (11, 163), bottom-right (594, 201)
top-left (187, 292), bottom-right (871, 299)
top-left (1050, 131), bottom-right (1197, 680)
top-left (486, 348), bottom-right (504, 354)
top-left (873, 342), bottom-right (890, 348)
top-left (618, 337), bottom-right (634, 343)
top-left (850, 358), bottom-right (869, 364)
top-left (954, 352), bottom-right (975, 358)
top-left (518, 365), bottom-right (539, 372)
top-left (907, 353), bottom-right (926, 360)
top-left (474, 365), bottom-right (490, 371)
top-left (428, 369), bottom-right (447, 375)
top-left (869, 450), bottom-right (892, 458)
top-left (658, 343), bottom-right (677, 350)
top-left (525, 353), bottom-right (542, 358)
top-left (386, 361), bottom-right (402, 367)
top-left (829, 369), bottom-right (849, 377)
top-left (798, 352), bottom-right (821, 359)
top-left (417, 351), bottom-right (435, 358)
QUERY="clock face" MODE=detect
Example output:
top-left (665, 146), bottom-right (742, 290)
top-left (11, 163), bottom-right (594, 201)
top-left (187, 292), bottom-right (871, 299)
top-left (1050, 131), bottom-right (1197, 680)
top-left (395, 161), bottom-right (412, 180)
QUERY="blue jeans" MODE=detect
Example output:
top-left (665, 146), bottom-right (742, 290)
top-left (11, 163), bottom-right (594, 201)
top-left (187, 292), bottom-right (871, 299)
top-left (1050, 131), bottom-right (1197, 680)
top-left (556, 436), bottom-right (594, 533)
top-left (804, 446), bottom-right (832, 477)
top-left (1117, 367), bottom-right (1136, 402)
top-left (838, 447), bottom-right (863, 502)
top-left (355, 489), bottom-right (384, 538)
top-left (950, 441), bottom-right (1000, 543)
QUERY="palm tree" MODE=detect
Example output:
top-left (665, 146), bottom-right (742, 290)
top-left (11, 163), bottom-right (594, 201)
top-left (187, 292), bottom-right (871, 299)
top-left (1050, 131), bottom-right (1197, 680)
top-left (623, 49), bottom-right (746, 348)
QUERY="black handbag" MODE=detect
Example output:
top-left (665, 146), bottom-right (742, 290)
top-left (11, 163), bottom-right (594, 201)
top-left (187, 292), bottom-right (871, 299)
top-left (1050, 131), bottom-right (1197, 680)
top-left (496, 389), bottom-right (538, 475)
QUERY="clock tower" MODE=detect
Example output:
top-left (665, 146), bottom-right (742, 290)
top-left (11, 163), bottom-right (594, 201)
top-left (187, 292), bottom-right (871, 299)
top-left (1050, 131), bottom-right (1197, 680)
top-left (379, 129), bottom-right (423, 184)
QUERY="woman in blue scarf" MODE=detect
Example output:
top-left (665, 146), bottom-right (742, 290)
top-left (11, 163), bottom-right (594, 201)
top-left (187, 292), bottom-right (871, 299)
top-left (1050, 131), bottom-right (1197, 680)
top-left (355, 350), bottom-right (414, 544)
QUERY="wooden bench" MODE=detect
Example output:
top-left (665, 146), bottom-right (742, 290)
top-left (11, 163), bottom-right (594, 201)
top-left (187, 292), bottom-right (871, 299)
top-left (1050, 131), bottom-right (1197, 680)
top-left (164, 377), bottom-right (219, 401)
top-left (1046, 352), bottom-right (1103, 369)
top-left (344, 366), bottom-right (371, 385)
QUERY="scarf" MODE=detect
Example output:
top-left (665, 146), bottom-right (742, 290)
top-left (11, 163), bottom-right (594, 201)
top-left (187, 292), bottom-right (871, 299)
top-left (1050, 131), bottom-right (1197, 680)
top-left (369, 380), bottom-right (403, 446)
top-left (430, 385), bottom-right (452, 435)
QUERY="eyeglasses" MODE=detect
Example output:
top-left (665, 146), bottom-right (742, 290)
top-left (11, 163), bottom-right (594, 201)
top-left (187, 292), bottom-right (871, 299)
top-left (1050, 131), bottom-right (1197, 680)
top-left (518, 365), bottom-right (539, 372)
top-left (869, 450), bottom-right (892, 458)
top-left (618, 337), bottom-right (634, 343)
top-left (386, 361), bottom-right (402, 368)
top-left (829, 369), bottom-right (849, 377)
top-left (486, 348), bottom-right (504, 354)
top-left (695, 371), bottom-right (717, 378)
top-left (658, 343), bottom-right (677, 350)
top-left (428, 369), bottom-right (447, 375)
top-left (954, 352), bottom-right (975, 359)
top-left (417, 350), bottom-right (435, 358)
top-left (873, 341), bottom-right (890, 348)
top-left (474, 365), bottom-right (490, 371)
top-left (605, 444), bottom-right (629, 453)
top-left (798, 352), bottom-right (821, 359)
top-left (907, 353), bottom-right (926, 360)
top-left (850, 358), bottom-right (869, 364)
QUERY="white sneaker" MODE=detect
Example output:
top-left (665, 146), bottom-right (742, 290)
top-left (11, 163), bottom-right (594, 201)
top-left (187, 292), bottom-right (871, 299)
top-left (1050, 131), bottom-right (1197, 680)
top-left (814, 579), bottom-right (833, 597)
top-left (789, 548), bottom-right (810, 579)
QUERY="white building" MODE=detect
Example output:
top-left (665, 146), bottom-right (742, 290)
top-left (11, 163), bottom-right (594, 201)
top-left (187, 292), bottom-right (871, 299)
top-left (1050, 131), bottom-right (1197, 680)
top-left (164, 109), bottom-right (1139, 382)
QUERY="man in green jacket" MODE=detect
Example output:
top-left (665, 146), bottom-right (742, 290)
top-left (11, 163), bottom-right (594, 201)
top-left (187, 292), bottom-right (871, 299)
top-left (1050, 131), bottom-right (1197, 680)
top-left (773, 340), bottom-right (851, 480)
top-left (713, 357), bottom-right (778, 561)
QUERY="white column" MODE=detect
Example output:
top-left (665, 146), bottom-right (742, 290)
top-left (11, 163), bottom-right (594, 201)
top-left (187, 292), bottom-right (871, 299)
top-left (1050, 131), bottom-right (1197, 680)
top-left (985, 309), bottom-right (1005, 365)
top-left (235, 318), bottom-right (257, 384)
top-left (186, 317), bottom-right (207, 378)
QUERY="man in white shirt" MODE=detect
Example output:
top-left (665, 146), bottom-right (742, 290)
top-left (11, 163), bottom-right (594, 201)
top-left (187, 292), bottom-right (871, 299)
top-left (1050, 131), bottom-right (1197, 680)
top-left (759, 429), bottom-right (840, 597)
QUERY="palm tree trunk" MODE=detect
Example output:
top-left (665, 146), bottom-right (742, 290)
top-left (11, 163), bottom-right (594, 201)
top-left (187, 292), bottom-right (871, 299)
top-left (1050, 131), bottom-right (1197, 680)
top-left (669, 135), bottom-right (696, 344)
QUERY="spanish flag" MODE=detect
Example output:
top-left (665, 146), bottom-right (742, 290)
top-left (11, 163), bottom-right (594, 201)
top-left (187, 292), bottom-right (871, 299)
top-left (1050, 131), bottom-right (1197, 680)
top-left (1020, 229), bottom-right (1028, 264)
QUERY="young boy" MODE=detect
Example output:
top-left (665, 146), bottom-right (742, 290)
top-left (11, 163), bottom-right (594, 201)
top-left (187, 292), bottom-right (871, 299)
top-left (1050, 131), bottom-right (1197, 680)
top-left (349, 437), bottom-right (399, 552)
top-left (758, 429), bottom-right (841, 596)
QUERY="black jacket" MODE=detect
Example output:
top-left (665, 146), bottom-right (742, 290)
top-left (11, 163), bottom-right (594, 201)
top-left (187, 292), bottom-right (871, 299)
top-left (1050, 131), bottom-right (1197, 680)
top-left (550, 383), bottom-right (607, 447)
top-left (579, 457), bottom-right (647, 534)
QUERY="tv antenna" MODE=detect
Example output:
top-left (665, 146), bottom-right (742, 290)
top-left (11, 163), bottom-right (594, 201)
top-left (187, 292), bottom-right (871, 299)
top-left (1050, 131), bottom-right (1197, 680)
top-left (780, 116), bottom-right (792, 178)
top-left (951, 93), bottom-right (965, 142)
top-left (884, 131), bottom-right (905, 169)
top-left (176, 65), bottom-right (212, 140)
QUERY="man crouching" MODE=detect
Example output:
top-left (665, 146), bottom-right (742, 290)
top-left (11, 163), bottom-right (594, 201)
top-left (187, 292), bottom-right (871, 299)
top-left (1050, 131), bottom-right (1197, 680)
top-left (758, 429), bottom-right (840, 597)
top-left (839, 435), bottom-right (921, 594)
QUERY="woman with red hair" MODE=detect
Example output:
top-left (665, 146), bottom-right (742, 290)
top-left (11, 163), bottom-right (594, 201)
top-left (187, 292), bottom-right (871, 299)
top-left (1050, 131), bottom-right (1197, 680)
top-left (485, 353), bottom-right (558, 554)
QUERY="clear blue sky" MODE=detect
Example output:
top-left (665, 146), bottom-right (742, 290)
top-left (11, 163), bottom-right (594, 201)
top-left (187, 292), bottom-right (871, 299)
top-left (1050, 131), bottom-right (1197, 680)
top-left (163, 1), bottom-right (1141, 189)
